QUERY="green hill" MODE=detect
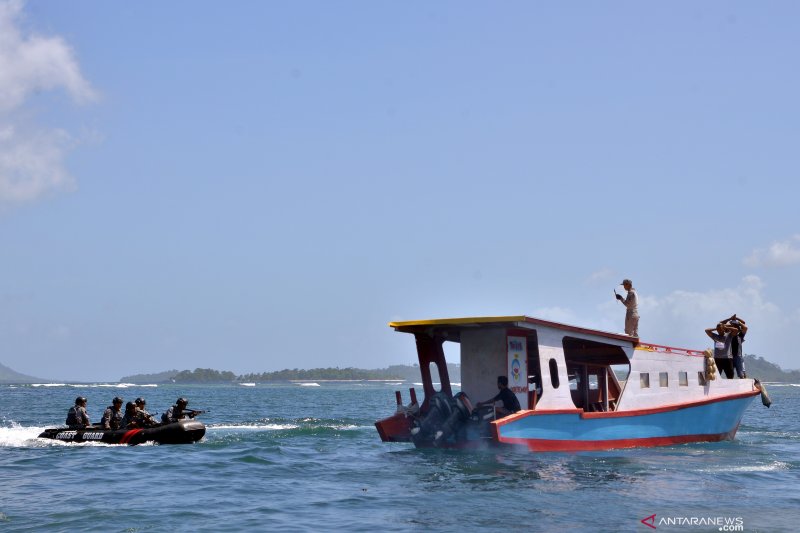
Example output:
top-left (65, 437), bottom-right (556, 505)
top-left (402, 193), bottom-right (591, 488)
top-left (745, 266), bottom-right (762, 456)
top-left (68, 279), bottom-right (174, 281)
top-left (744, 354), bottom-right (800, 382)
top-left (0, 362), bottom-right (48, 383)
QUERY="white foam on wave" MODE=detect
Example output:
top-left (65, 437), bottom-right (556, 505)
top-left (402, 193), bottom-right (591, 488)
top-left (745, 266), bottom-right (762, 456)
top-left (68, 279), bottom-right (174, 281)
top-left (29, 382), bottom-right (158, 388)
top-left (208, 423), bottom-right (299, 431)
top-left (297, 382), bottom-right (320, 387)
top-left (761, 383), bottom-right (800, 387)
top-left (0, 426), bottom-right (118, 447)
top-left (239, 383), bottom-right (256, 387)
top-left (702, 460), bottom-right (790, 474)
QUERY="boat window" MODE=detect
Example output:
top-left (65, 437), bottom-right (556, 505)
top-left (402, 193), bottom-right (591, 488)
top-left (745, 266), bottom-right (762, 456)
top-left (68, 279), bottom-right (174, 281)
top-left (698, 371), bottom-right (707, 386)
top-left (640, 372), bottom-right (650, 388)
top-left (588, 374), bottom-right (598, 390)
top-left (428, 362), bottom-right (441, 392)
top-left (659, 372), bottom-right (669, 387)
top-left (549, 359), bottom-right (560, 389)
top-left (679, 371), bottom-right (688, 386)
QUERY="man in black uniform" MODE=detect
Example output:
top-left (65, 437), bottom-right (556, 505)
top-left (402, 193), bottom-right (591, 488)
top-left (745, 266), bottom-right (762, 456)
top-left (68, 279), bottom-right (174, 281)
top-left (477, 376), bottom-right (521, 417)
top-left (100, 397), bottom-right (124, 430)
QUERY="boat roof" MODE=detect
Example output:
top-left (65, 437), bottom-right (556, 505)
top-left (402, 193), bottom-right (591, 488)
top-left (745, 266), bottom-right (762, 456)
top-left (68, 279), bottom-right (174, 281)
top-left (388, 315), bottom-right (636, 344)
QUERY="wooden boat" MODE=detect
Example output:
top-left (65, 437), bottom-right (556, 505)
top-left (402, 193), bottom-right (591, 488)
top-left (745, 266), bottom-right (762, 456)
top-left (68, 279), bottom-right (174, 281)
top-left (375, 316), bottom-right (763, 451)
top-left (38, 419), bottom-right (205, 445)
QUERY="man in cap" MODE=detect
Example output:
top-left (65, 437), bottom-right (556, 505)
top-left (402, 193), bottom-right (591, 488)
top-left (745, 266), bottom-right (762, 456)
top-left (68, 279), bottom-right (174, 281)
top-left (615, 279), bottom-right (639, 337)
top-left (66, 396), bottom-right (91, 428)
top-left (101, 397), bottom-right (124, 430)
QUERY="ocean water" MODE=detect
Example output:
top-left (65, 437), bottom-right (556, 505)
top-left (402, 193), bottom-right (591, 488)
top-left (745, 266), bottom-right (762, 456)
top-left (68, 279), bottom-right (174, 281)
top-left (1, 382), bottom-right (799, 532)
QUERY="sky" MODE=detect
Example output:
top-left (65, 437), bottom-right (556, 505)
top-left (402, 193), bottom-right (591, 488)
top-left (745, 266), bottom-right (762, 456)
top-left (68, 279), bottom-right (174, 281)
top-left (0, 1), bottom-right (798, 381)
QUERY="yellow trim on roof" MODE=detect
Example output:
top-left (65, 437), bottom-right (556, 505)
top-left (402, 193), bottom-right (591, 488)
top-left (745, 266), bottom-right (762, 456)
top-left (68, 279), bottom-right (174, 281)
top-left (388, 316), bottom-right (527, 328)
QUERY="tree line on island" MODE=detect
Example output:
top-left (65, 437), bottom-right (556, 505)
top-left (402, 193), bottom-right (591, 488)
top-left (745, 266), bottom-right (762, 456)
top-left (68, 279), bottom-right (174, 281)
top-left (3, 354), bottom-right (798, 384)
top-left (118, 364), bottom-right (461, 384)
top-left (117, 355), bottom-right (800, 384)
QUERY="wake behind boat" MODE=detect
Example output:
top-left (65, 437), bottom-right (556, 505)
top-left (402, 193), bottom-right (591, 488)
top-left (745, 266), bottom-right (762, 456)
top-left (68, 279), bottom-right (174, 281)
top-left (38, 419), bottom-right (205, 445)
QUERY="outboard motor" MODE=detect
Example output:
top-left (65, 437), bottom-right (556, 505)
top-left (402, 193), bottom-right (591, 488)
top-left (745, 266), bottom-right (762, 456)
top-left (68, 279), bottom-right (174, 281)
top-left (411, 392), bottom-right (473, 447)
top-left (432, 392), bottom-right (472, 446)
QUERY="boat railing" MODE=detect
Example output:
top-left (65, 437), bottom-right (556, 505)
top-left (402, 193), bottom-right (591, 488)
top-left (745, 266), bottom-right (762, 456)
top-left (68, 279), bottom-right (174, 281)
top-left (636, 342), bottom-right (705, 358)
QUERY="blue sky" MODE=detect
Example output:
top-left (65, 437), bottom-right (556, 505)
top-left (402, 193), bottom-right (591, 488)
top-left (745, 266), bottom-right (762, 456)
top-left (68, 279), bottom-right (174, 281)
top-left (1, 1), bottom-right (798, 381)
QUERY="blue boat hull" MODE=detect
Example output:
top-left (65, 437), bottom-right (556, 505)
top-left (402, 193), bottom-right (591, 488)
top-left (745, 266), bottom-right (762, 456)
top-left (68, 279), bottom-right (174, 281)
top-left (493, 391), bottom-right (759, 451)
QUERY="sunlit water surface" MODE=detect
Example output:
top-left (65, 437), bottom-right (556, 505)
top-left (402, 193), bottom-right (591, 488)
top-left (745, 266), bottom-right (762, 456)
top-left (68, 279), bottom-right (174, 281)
top-left (1, 382), bottom-right (798, 532)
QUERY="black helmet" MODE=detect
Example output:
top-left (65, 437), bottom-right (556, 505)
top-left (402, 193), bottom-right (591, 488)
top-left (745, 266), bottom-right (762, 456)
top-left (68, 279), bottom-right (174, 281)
top-left (75, 396), bottom-right (87, 405)
top-left (176, 397), bottom-right (188, 406)
top-left (112, 396), bottom-right (123, 405)
top-left (125, 401), bottom-right (136, 411)
top-left (135, 397), bottom-right (146, 405)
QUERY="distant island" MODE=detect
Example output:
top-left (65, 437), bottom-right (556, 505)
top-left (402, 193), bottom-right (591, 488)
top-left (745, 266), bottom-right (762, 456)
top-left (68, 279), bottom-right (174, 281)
top-left (0, 362), bottom-right (48, 384)
top-left (119, 364), bottom-right (461, 384)
top-left (119, 356), bottom-right (800, 384)
top-left (3, 354), bottom-right (798, 384)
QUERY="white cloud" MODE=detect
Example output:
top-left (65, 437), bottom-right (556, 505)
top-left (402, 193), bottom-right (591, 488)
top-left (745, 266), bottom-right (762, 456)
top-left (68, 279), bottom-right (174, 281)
top-left (743, 234), bottom-right (800, 268)
top-left (0, 0), bottom-right (96, 204)
top-left (540, 276), bottom-right (796, 368)
top-left (586, 268), bottom-right (615, 285)
top-left (531, 306), bottom-right (578, 325)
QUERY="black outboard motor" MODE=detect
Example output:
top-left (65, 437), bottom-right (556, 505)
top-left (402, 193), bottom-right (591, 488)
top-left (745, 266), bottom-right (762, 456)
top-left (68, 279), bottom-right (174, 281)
top-left (432, 392), bottom-right (473, 446)
top-left (411, 392), bottom-right (473, 447)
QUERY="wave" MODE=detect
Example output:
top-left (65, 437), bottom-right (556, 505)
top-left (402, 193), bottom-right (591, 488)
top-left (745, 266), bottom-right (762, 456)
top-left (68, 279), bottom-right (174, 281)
top-left (28, 383), bottom-right (158, 388)
top-left (717, 461), bottom-right (791, 473)
top-left (296, 382), bottom-right (320, 387)
top-left (761, 383), bottom-right (800, 387)
top-left (0, 426), bottom-right (144, 448)
top-left (239, 383), bottom-right (256, 387)
top-left (209, 423), bottom-right (299, 431)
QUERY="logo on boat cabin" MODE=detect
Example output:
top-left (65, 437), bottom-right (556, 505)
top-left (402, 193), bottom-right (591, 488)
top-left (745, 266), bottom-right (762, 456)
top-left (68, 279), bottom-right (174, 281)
top-left (508, 340), bottom-right (523, 351)
top-left (510, 355), bottom-right (521, 382)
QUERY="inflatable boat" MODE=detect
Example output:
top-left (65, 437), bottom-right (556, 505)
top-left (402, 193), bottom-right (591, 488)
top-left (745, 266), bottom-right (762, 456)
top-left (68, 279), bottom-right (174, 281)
top-left (38, 419), bottom-right (206, 445)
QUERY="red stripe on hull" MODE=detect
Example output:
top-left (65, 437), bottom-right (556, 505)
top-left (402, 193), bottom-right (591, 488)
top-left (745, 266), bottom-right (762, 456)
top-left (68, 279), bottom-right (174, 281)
top-left (501, 429), bottom-right (738, 452)
top-left (510, 428), bottom-right (738, 452)
top-left (493, 389), bottom-right (760, 430)
top-left (120, 429), bottom-right (142, 445)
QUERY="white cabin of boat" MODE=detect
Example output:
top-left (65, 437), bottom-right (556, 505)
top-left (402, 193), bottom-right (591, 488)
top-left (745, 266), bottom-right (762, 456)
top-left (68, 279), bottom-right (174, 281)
top-left (389, 315), bottom-right (754, 414)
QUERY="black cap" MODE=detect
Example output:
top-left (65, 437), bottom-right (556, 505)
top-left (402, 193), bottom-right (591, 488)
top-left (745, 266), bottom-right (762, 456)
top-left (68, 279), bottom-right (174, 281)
top-left (135, 397), bottom-right (145, 405)
top-left (75, 396), bottom-right (87, 405)
top-left (112, 396), bottom-right (123, 404)
top-left (176, 397), bottom-right (188, 405)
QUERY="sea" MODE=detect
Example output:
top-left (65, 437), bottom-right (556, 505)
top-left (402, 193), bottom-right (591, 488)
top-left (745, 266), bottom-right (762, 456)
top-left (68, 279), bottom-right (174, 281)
top-left (1, 381), bottom-right (799, 532)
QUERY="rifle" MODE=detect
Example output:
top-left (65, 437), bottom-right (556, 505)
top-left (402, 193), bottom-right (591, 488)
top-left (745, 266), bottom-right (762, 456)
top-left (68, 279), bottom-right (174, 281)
top-left (184, 408), bottom-right (207, 418)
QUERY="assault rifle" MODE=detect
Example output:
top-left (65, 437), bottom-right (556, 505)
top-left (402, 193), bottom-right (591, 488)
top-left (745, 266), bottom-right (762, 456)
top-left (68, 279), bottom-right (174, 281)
top-left (184, 408), bottom-right (207, 419)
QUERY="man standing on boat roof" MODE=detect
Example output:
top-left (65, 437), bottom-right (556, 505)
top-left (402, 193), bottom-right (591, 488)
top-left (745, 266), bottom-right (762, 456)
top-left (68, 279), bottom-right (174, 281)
top-left (65, 396), bottom-right (91, 428)
top-left (101, 397), bottom-right (124, 430)
top-left (615, 279), bottom-right (639, 337)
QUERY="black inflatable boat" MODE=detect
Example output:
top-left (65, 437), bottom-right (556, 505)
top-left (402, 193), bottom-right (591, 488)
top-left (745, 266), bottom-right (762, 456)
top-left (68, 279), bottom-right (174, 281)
top-left (38, 419), bottom-right (206, 445)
